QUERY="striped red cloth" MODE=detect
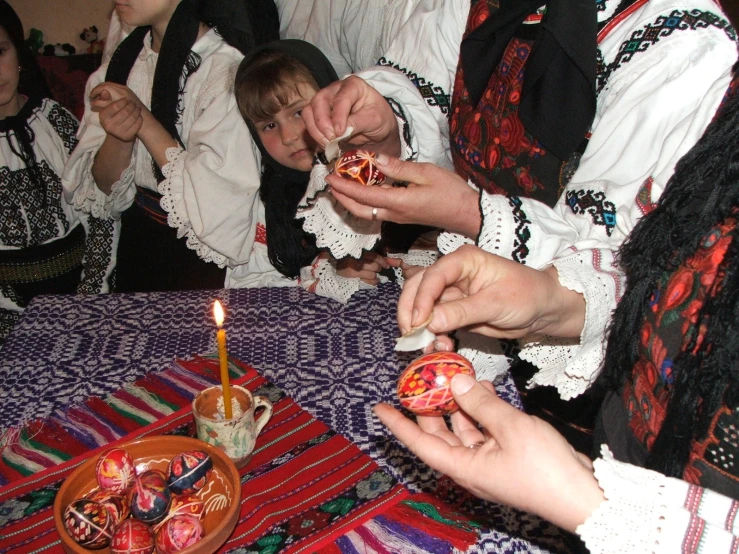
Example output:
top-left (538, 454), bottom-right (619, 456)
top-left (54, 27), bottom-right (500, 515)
top-left (0, 356), bottom-right (480, 553)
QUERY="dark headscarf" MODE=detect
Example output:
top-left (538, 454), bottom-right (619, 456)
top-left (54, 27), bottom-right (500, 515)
top-left (599, 65), bottom-right (739, 479)
top-left (459, 0), bottom-right (597, 161)
top-left (0, 0), bottom-right (52, 204)
top-left (240, 39), bottom-right (339, 278)
top-left (106, 0), bottom-right (277, 180)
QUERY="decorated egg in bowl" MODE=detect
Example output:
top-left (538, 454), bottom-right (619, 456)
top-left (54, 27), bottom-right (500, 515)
top-left (397, 352), bottom-right (475, 416)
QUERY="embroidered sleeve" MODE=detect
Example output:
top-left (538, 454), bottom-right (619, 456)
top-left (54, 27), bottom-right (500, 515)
top-left (578, 446), bottom-right (739, 554)
top-left (61, 65), bottom-right (137, 220)
top-left (470, 14), bottom-right (736, 396)
top-left (298, 253), bottom-right (388, 304)
top-left (355, 0), bottom-right (468, 169)
top-left (157, 66), bottom-right (262, 268)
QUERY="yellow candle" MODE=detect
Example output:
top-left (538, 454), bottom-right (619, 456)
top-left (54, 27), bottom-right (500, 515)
top-left (213, 300), bottom-right (232, 420)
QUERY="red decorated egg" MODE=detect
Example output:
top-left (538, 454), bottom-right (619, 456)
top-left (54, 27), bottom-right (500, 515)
top-left (95, 448), bottom-right (135, 493)
top-left (110, 518), bottom-right (156, 554)
top-left (63, 498), bottom-right (115, 549)
top-left (167, 450), bottom-right (213, 494)
top-left (155, 515), bottom-right (204, 554)
top-left (334, 150), bottom-right (386, 186)
top-left (397, 352), bottom-right (475, 416)
top-left (129, 470), bottom-right (172, 525)
top-left (85, 489), bottom-right (130, 525)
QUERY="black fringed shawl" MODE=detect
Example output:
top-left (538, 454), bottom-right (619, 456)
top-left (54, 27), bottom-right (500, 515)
top-left (599, 67), bottom-right (739, 479)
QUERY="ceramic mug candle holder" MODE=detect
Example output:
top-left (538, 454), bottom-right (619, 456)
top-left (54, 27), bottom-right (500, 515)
top-left (192, 385), bottom-right (273, 469)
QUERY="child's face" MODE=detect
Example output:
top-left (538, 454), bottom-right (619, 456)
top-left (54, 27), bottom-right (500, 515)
top-left (0, 27), bottom-right (20, 119)
top-left (253, 82), bottom-right (319, 172)
top-left (114, 0), bottom-right (180, 29)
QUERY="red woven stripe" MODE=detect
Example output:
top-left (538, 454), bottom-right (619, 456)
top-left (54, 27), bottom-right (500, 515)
top-left (137, 373), bottom-right (192, 407)
top-left (84, 397), bottom-right (143, 435)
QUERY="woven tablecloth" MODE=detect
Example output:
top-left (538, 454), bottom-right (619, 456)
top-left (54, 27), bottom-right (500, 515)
top-left (0, 284), bottom-right (571, 552)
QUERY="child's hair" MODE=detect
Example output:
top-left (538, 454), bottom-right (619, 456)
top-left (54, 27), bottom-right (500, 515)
top-left (235, 49), bottom-right (320, 124)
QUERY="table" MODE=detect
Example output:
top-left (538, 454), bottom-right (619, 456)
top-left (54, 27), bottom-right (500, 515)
top-left (0, 284), bottom-right (571, 552)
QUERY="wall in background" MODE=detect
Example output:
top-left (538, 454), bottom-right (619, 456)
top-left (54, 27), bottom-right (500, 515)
top-left (8, 0), bottom-right (114, 55)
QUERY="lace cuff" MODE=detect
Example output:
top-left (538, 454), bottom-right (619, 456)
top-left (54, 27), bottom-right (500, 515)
top-left (577, 446), bottom-right (739, 554)
top-left (456, 331), bottom-right (513, 383)
top-left (71, 140), bottom-right (135, 220)
top-left (477, 193), bottom-right (515, 259)
top-left (299, 255), bottom-right (387, 304)
top-left (296, 164), bottom-right (382, 259)
top-left (518, 251), bottom-right (617, 399)
top-left (386, 249), bottom-right (438, 286)
top-left (159, 146), bottom-right (227, 268)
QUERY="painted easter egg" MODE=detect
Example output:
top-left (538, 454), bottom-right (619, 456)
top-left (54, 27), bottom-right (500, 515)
top-left (95, 448), bottom-right (135, 493)
top-left (155, 515), bottom-right (204, 554)
top-left (129, 470), bottom-right (172, 525)
top-left (334, 150), bottom-right (386, 186)
top-left (110, 518), bottom-right (156, 554)
top-left (85, 489), bottom-right (130, 525)
top-left (63, 498), bottom-right (115, 549)
top-left (397, 352), bottom-right (476, 416)
top-left (167, 450), bottom-right (213, 494)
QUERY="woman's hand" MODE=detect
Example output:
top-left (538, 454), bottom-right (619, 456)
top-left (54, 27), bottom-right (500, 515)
top-left (97, 99), bottom-right (143, 143)
top-left (328, 154), bottom-right (482, 238)
top-left (302, 76), bottom-right (401, 157)
top-left (336, 251), bottom-right (391, 285)
top-left (90, 82), bottom-right (146, 112)
top-left (398, 245), bottom-right (586, 340)
top-left (375, 373), bottom-right (604, 533)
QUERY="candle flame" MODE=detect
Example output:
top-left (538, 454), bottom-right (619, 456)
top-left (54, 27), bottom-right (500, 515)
top-left (213, 300), bottom-right (225, 327)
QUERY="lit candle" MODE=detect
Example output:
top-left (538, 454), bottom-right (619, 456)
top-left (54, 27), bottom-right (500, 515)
top-left (213, 300), bottom-right (232, 420)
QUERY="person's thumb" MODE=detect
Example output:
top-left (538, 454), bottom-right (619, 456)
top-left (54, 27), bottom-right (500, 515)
top-left (375, 153), bottom-right (414, 182)
top-left (450, 374), bottom-right (517, 445)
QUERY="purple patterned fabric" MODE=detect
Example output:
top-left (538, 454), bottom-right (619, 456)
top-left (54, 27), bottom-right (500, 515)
top-left (0, 283), bottom-right (570, 552)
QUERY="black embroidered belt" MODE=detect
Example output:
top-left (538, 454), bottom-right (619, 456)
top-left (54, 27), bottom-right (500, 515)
top-left (0, 224), bottom-right (85, 284)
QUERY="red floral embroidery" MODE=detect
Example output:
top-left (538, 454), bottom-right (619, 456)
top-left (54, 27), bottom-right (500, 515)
top-left (623, 216), bottom-right (737, 486)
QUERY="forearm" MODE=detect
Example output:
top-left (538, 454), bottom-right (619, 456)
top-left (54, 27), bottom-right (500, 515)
top-left (533, 266), bottom-right (586, 339)
top-left (91, 136), bottom-right (135, 195)
top-left (137, 111), bottom-right (179, 170)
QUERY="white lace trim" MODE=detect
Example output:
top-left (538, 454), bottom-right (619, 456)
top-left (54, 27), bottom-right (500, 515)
top-left (299, 255), bottom-right (387, 304)
top-left (477, 193), bottom-right (513, 259)
top-left (386, 249), bottom-right (438, 286)
top-left (577, 446), bottom-right (693, 554)
top-left (296, 163), bottom-right (382, 259)
top-left (456, 330), bottom-right (512, 383)
top-left (519, 252), bottom-right (615, 400)
top-left (72, 138), bottom-right (134, 220)
top-left (437, 231), bottom-right (474, 255)
top-left (158, 146), bottom-right (227, 268)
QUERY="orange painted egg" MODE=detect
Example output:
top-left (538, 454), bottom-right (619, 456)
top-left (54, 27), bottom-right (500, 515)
top-left (110, 518), bottom-right (156, 554)
top-left (95, 448), bottom-right (135, 493)
top-left (155, 515), bottom-right (204, 554)
top-left (397, 352), bottom-right (475, 416)
top-left (334, 150), bottom-right (386, 186)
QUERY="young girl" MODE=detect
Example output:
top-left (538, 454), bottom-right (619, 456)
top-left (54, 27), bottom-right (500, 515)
top-left (63, 0), bottom-right (275, 292)
top-left (233, 39), bottom-right (391, 301)
top-left (0, 0), bottom-right (115, 342)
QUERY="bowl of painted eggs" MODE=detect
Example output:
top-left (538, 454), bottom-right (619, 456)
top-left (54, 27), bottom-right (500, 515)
top-left (397, 352), bottom-right (476, 416)
top-left (53, 435), bottom-right (240, 554)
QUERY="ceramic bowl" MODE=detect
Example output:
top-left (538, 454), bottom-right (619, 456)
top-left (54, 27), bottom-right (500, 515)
top-left (53, 435), bottom-right (240, 554)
